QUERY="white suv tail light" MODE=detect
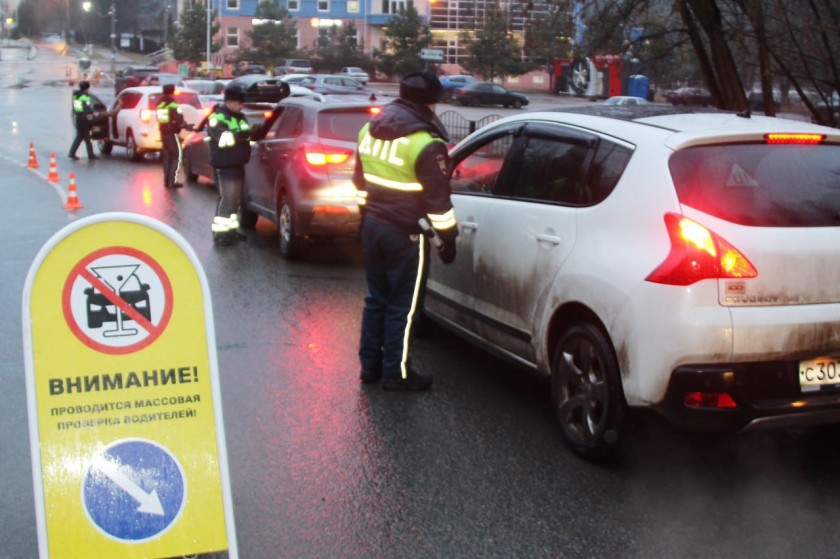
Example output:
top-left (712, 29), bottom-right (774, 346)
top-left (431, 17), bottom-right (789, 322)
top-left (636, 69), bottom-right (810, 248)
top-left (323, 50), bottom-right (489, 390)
top-left (646, 213), bottom-right (757, 286)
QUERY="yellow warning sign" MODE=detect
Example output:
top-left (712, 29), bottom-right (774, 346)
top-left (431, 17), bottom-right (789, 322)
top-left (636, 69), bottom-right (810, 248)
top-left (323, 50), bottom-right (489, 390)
top-left (22, 213), bottom-right (238, 559)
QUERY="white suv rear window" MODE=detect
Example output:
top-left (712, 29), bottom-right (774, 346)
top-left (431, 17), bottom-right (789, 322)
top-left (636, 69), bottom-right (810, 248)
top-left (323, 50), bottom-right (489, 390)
top-left (670, 143), bottom-right (840, 227)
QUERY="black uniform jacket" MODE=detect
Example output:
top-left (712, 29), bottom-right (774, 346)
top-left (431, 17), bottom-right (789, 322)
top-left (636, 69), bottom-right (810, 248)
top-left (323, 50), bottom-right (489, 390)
top-left (353, 98), bottom-right (454, 234)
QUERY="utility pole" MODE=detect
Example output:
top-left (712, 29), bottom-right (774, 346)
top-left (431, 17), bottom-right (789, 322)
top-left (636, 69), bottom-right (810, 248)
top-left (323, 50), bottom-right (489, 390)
top-left (206, 0), bottom-right (211, 72)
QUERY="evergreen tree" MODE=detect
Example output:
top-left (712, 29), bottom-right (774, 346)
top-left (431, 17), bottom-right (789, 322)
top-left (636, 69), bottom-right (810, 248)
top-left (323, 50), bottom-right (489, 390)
top-left (172, 3), bottom-right (220, 67)
top-left (460, 5), bottom-right (528, 81)
top-left (311, 22), bottom-right (371, 73)
top-left (239, 0), bottom-right (298, 70)
top-left (374, 5), bottom-right (431, 78)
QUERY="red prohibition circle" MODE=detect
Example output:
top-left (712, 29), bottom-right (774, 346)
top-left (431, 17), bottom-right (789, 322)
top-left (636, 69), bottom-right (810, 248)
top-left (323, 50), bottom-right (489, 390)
top-left (62, 246), bottom-right (174, 355)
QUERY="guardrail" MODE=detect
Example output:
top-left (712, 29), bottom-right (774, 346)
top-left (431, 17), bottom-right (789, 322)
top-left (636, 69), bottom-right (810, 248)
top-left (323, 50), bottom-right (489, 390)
top-left (439, 111), bottom-right (503, 143)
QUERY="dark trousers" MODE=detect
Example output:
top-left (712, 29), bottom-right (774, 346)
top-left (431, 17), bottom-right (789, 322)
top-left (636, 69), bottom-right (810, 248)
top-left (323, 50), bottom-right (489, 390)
top-left (213, 166), bottom-right (244, 238)
top-left (161, 132), bottom-right (183, 187)
top-left (69, 120), bottom-right (94, 158)
top-left (359, 214), bottom-right (430, 380)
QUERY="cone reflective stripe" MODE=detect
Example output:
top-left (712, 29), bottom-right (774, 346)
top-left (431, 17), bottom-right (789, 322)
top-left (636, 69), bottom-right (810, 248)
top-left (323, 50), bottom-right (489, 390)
top-left (47, 153), bottom-right (60, 182)
top-left (27, 143), bottom-right (39, 168)
top-left (63, 172), bottom-right (84, 210)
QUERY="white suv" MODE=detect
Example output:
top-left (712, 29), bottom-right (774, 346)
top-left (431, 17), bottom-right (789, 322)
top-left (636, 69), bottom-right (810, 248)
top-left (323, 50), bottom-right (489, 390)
top-left (99, 86), bottom-right (204, 161)
top-left (426, 105), bottom-right (840, 459)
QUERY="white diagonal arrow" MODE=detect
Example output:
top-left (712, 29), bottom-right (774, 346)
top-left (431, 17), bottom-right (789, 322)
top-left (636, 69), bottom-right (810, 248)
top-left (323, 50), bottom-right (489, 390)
top-left (91, 455), bottom-right (165, 516)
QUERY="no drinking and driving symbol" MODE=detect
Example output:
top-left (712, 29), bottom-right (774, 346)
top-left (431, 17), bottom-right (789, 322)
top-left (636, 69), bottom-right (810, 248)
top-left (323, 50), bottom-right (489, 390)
top-left (63, 247), bottom-right (173, 355)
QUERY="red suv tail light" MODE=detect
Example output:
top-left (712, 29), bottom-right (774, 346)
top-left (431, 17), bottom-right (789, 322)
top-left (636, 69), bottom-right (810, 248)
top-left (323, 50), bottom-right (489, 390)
top-left (302, 143), bottom-right (352, 166)
top-left (645, 213), bottom-right (757, 286)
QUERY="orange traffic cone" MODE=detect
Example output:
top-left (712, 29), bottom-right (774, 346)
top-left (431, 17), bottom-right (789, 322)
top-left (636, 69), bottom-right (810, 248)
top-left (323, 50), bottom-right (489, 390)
top-left (26, 143), bottom-right (39, 169)
top-left (47, 153), bottom-right (60, 182)
top-left (63, 172), bottom-right (84, 210)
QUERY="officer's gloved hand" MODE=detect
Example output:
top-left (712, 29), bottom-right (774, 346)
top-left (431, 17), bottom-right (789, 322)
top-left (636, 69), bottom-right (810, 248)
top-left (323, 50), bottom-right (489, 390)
top-left (436, 227), bottom-right (458, 264)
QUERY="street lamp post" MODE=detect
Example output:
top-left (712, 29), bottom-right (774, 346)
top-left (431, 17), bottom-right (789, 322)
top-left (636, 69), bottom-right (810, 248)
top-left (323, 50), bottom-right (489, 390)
top-left (110, 2), bottom-right (116, 77)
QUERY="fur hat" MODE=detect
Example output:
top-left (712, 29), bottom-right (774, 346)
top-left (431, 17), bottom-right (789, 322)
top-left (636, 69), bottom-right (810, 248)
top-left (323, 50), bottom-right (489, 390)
top-left (162, 83), bottom-right (175, 95)
top-left (79, 81), bottom-right (90, 90)
top-left (224, 86), bottom-right (247, 102)
top-left (399, 71), bottom-right (444, 104)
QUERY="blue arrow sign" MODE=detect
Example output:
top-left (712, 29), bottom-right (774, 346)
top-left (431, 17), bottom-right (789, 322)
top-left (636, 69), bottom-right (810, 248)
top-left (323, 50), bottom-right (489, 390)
top-left (82, 439), bottom-right (186, 542)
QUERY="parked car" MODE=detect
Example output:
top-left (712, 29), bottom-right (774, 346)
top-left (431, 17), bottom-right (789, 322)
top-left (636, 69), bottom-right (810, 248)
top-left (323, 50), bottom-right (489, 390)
top-left (297, 74), bottom-right (381, 97)
top-left (275, 59), bottom-right (313, 75)
top-left (427, 104), bottom-right (840, 459)
top-left (666, 86), bottom-right (714, 106)
top-left (603, 95), bottom-right (650, 106)
top-left (336, 67), bottom-right (369, 85)
top-left (452, 82), bottom-right (529, 108)
top-left (224, 75), bottom-right (291, 103)
top-left (277, 74), bottom-right (310, 85)
top-left (98, 86), bottom-right (205, 161)
top-left (182, 79), bottom-right (218, 95)
top-left (114, 65), bottom-right (159, 94)
top-left (232, 61), bottom-right (267, 76)
top-left (140, 72), bottom-right (185, 87)
top-left (439, 74), bottom-right (478, 102)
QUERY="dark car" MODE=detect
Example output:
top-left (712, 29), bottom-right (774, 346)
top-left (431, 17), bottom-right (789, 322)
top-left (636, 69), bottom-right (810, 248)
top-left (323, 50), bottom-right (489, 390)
top-left (224, 75), bottom-right (291, 103)
top-left (74, 92), bottom-right (111, 144)
top-left (666, 86), bottom-right (714, 106)
top-left (232, 61), bottom-right (267, 76)
top-left (296, 74), bottom-right (382, 97)
top-left (439, 75), bottom-right (478, 102)
top-left (452, 82), bottom-right (530, 108)
top-left (114, 65), bottom-right (159, 94)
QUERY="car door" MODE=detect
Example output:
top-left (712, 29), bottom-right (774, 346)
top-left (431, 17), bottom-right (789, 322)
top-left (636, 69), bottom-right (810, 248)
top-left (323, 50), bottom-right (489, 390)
top-left (244, 105), bottom-right (302, 218)
top-left (87, 93), bottom-right (110, 141)
top-left (113, 91), bottom-right (140, 143)
top-left (490, 84), bottom-right (508, 106)
top-left (469, 122), bottom-right (599, 362)
top-left (426, 123), bottom-right (523, 334)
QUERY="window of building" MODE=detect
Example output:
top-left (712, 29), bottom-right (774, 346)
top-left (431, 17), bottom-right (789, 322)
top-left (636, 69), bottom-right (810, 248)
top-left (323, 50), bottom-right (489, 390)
top-left (348, 0), bottom-right (360, 12)
top-left (226, 26), bottom-right (239, 47)
top-left (382, 0), bottom-right (410, 14)
top-left (318, 0), bottom-right (329, 11)
top-left (287, 0), bottom-right (299, 10)
top-left (227, 0), bottom-right (239, 9)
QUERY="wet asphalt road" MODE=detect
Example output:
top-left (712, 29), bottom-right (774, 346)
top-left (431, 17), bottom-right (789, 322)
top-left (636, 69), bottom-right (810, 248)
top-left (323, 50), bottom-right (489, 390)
top-left (2, 42), bottom-right (840, 559)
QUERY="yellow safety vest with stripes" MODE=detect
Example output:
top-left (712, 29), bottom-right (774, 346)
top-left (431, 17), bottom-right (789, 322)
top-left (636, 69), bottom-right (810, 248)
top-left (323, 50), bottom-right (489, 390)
top-left (357, 124), bottom-right (443, 193)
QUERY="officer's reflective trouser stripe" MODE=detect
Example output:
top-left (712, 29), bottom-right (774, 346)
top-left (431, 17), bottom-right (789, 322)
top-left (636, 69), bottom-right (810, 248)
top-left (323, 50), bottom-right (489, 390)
top-left (174, 137), bottom-right (183, 182)
top-left (400, 237), bottom-right (425, 379)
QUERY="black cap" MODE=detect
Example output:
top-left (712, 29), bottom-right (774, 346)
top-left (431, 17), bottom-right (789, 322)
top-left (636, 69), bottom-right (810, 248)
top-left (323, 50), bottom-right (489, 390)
top-left (224, 86), bottom-right (247, 102)
top-left (399, 71), bottom-right (444, 104)
top-left (162, 83), bottom-right (175, 95)
top-left (79, 80), bottom-right (90, 90)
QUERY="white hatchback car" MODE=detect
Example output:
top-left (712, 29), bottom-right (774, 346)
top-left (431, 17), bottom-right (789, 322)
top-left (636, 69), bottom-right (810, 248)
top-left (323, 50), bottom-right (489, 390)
top-left (425, 105), bottom-right (840, 459)
top-left (99, 86), bottom-right (205, 161)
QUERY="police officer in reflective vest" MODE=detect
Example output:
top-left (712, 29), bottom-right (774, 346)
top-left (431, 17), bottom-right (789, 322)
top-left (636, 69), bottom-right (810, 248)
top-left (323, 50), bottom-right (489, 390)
top-left (353, 71), bottom-right (458, 391)
top-left (156, 83), bottom-right (186, 188)
top-left (207, 85), bottom-right (255, 245)
top-left (68, 80), bottom-right (99, 161)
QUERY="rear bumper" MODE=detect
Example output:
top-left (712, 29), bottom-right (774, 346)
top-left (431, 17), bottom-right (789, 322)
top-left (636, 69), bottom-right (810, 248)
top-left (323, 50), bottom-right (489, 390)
top-left (656, 362), bottom-right (840, 433)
